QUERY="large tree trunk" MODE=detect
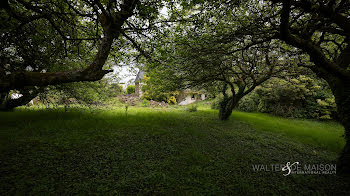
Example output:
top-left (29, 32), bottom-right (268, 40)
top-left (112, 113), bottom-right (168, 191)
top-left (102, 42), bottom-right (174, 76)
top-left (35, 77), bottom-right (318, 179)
top-left (278, 0), bottom-right (350, 175)
top-left (0, 88), bottom-right (39, 111)
top-left (0, 33), bottom-right (114, 93)
top-left (0, 91), bottom-right (10, 110)
top-left (330, 78), bottom-right (350, 174)
top-left (219, 96), bottom-right (238, 121)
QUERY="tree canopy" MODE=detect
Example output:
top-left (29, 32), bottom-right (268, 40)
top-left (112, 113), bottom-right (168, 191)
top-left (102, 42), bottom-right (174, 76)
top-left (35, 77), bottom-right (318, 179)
top-left (142, 0), bottom-right (350, 172)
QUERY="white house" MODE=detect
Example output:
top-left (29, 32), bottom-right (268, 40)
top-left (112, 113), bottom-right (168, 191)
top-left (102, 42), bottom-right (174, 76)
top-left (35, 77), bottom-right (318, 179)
top-left (10, 93), bottom-right (34, 105)
top-left (178, 90), bottom-right (206, 105)
top-left (10, 93), bottom-right (22, 99)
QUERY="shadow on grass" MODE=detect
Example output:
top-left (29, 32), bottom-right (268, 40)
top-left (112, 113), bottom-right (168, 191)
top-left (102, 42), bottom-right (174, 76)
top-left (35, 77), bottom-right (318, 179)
top-left (0, 107), bottom-right (348, 195)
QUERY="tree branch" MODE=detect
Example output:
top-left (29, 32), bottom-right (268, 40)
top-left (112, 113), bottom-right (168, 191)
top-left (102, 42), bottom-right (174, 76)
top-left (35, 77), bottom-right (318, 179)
top-left (0, 0), bottom-right (139, 93)
top-left (279, 0), bottom-right (350, 80)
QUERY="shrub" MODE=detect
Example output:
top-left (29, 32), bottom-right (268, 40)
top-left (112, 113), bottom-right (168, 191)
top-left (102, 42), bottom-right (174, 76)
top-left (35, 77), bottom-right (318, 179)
top-left (236, 92), bottom-right (259, 112)
top-left (110, 83), bottom-right (124, 96)
top-left (254, 76), bottom-right (337, 119)
top-left (141, 99), bottom-right (150, 107)
top-left (317, 98), bottom-right (336, 120)
top-left (126, 85), bottom-right (135, 95)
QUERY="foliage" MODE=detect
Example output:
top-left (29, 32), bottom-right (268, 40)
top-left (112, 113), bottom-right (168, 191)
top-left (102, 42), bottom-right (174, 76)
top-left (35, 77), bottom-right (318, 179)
top-left (140, 74), bottom-right (179, 102)
top-left (236, 76), bottom-right (337, 120)
top-left (34, 79), bottom-right (124, 110)
top-left (211, 98), bottom-right (221, 110)
top-left (316, 98), bottom-right (337, 120)
top-left (167, 96), bottom-right (177, 105)
top-left (141, 99), bottom-right (150, 107)
top-left (126, 85), bottom-right (136, 95)
top-left (110, 83), bottom-right (124, 96)
top-left (236, 92), bottom-right (259, 113)
top-left (0, 0), bottom-right (168, 109)
top-left (141, 89), bottom-right (168, 102)
top-left (147, 4), bottom-right (296, 120)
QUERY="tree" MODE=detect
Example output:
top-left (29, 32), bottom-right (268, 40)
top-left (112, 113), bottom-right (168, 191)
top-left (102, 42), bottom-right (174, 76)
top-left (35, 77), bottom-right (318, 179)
top-left (184, 0), bottom-right (350, 174)
top-left (0, 0), bottom-right (163, 110)
top-left (151, 26), bottom-right (287, 120)
top-left (266, 0), bottom-right (350, 174)
top-left (152, 0), bottom-right (350, 173)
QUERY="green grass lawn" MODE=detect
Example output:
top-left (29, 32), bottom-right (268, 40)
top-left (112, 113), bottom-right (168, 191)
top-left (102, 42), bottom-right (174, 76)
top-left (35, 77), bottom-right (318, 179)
top-left (0, 105), bottom-right (348, 195)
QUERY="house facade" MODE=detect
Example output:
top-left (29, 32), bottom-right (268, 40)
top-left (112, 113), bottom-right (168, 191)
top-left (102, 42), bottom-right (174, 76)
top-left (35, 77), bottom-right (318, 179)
top-left (178, 90), bottom-right (206, 105)
top-left (133, 70), bottom-right (207, 105)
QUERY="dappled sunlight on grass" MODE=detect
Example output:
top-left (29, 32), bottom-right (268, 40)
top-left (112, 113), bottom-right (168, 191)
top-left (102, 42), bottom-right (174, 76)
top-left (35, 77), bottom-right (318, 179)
top-left (230, 111), bottom-right (345, 152)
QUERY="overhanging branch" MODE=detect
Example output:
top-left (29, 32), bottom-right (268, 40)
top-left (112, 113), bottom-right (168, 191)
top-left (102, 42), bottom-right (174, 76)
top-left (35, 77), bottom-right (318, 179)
top-left (0, 0), bottom-right (139, 93)
top-left (279, 0), bottom-right (350, 80)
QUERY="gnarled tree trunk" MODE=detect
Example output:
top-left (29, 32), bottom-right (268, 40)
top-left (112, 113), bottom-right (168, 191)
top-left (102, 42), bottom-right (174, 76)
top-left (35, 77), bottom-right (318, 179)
top-left (0, 91), bottom-right (10, 110)
top-left (330, 78), bottom-right (350, 174)
top-left (219, 96), bottom-right (238, 121)
top-left (0, 88), bottom-right (40, 111)
top-left (277, 0), bottom-right (350, 175)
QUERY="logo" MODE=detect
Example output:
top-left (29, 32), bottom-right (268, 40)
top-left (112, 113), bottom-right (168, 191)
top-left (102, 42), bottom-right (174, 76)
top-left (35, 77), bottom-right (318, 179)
top-left (281, 162), bottom-right (300, 176)
top-left (252, 162), bottom-right (336, 175)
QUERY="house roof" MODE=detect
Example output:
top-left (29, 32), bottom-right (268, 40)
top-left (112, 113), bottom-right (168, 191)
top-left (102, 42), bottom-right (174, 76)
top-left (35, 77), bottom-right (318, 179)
top-left (135, 70), bottom-right (145, 83)
top-left (183, 89), bottom-right (206, 94)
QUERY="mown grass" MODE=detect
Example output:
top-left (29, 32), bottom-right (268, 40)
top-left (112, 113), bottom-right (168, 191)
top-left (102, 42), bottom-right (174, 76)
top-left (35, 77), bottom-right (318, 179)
top-left (0, 106), bottom-right (348, 195)
top-left (230, 111), bottom-right (345, 153)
